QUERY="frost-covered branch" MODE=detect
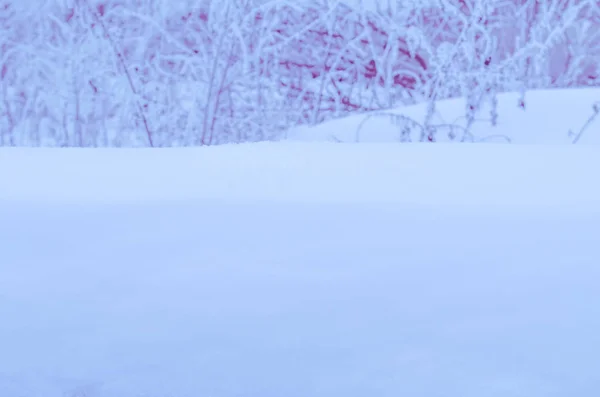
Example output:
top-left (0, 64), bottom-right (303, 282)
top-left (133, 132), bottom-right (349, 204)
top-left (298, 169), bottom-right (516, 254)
top-left (2, 0), bottom-right (600, 146)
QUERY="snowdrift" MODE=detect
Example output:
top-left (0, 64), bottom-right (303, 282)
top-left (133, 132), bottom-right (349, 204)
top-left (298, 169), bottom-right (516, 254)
top-left (1, 133), bottom-right (600, 397)
top-left (287, 88), bottom-right (600, 144)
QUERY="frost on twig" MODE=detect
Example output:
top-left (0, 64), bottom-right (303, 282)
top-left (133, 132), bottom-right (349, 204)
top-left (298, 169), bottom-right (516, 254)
top-left (571, 101), bottom-right (600, 144)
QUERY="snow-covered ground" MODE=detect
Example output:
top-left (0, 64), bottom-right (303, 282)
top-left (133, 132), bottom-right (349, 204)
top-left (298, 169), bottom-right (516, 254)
top-left (2, 89), bottom-right (600, 397)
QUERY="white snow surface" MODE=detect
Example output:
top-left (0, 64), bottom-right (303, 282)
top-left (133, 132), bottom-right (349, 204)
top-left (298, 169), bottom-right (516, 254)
top-left (2, 143), bottom-right (600, 210)
top-left (2, 112), bottom-right (600, 396)
top-left (0, 82), bottom-right (600, 397)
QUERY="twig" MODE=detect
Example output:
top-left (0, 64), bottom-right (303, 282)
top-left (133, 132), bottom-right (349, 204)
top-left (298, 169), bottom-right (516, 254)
top-left (572, 102), bottom-right (600, 144)
top-left (83, 0), bottom-right (154, 147)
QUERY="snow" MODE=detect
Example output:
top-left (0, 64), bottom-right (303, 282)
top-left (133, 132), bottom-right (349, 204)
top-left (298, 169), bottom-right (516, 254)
top-left (2, 89), bottom-right (600, 397)
top-left (2, 143), bottom-right (600, 210)
top-left (287, 88), bottom-right (600, 144)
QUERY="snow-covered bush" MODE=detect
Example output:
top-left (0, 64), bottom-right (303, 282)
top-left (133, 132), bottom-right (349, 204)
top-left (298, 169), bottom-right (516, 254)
top-left (1, 0), bottom-right (599, 146)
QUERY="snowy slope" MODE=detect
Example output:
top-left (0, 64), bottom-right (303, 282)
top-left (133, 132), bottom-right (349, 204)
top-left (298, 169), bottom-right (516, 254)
top-left (1, 142), bottom-right (600, 397)
top-left (287, 88), bottom-right (600, 144)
